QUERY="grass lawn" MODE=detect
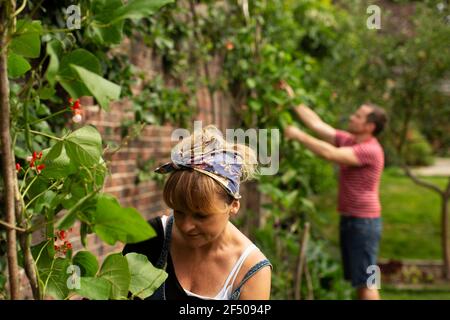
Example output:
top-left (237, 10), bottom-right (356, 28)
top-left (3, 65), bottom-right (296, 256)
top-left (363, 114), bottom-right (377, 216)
top-left (313, 167), bottom-right (448, 260)
top-left (381, 286), bottom-right (450, 300)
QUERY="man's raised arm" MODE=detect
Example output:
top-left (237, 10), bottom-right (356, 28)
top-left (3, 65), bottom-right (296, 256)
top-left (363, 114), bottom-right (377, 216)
top-left (292, 104), bottom-right (336, 144)
top-left (280, 81), bottom-right (336, 144)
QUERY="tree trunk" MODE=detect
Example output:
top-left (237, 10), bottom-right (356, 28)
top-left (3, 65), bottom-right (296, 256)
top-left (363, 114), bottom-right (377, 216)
top-left (442, 195), bottom-right (450, 279)
top-left (242, 180), bottom-right (261, 240)
top-left (294, 222), bottom-right (310, 300)
top-left (0, 0), bottom-right (20, 300)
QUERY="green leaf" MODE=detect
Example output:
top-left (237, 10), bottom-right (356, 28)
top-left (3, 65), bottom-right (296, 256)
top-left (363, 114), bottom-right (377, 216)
top-left (97, 253), bottom-right (130, 299)
top-left (7, 52), bottom-right (31, 78)
top-left (281, 169), bottom-right (297, 184)
top-left (246, 78), bottom-right (256, 89)
top-left (31, 241), bottom-right (53, 268)
top-left (249, 100), bottom-right (261, 111)
top-left (25, 175), bottom-right (51, 201)
top-left (75, 277), bottom-right (112, 300)
top-left (33, 190), bottom-right (57, 214)
top-left (10, 20), bottom-right (42, 58)
top-left (64, 126), bottom-right (102, 167)
top-left (282, 190), bottom-right (299, 208)
top-left (88, 0), bottom-right (125, 45)
top-left (37, 86), bottom-right (56, 100)
top-left (40, 258), bottom-right (71, 300)
top-left (45, 40), bottom-right (63, 86)
top-left (72, 251), bottom-right (99, 277)
top-left (43, 144), bottom-right (77, 179)
top-left (87, 21), bottom-right (124, 45)
top-left (110, 0), bottom-right (175, 24)
top-left (93, 194), bottom-right (155, 245)
top-left (44, 141), bottom-right (63, 160)
top-left (80, 222), bottom-right (89, 248)
top-left (57, 210), bottom-right (78, 230)
top-left (58, 191), bottom-right (99, 230)
top-left (57, 49), bottom-right (101, 98)
top-left (126, 253), bottom-right (167, 299)
top-left (258, 183), bottom-right (284, 200)
top-left (70, 65), bottom-right (121, 110)
top-left (300, 198), bottom-right (315, 213)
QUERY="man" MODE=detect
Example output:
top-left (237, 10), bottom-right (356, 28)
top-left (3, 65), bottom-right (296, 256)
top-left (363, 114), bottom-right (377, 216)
top-left (281, 82), bottom-right (387, 300)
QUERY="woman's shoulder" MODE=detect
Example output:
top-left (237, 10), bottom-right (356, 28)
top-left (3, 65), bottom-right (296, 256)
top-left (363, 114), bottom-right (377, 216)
top-left (229, 222), bottom-right (270, 266)
top-left (229, 223), bottom-right (272, 298)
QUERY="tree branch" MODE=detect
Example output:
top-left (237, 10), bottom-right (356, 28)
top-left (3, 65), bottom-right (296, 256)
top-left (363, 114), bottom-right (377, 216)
top-left (402, 165), bottom-right (444, 196)
top-left (445, 177), bottom-right (450, 198)
top-left (0, 0), bottom-right (20, 300)
top-left (14, 176), bottom-right (40, 299)
top-left (0, 219), bottom-right (26, 232)
top-left (304, 259), bottom-right (314, 300)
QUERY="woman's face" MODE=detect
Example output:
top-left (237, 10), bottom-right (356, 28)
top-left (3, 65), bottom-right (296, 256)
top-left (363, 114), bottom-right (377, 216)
top-left (173, 196), bottom-right (239, 248)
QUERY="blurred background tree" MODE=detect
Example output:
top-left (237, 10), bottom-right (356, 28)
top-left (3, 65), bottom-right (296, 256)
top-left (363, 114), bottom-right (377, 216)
top-left (320, 0), bottom-right (450, 278)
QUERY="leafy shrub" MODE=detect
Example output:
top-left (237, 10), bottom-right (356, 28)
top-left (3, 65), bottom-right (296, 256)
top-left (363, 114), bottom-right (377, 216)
top-left (403, 129), bottom-right (435, 166)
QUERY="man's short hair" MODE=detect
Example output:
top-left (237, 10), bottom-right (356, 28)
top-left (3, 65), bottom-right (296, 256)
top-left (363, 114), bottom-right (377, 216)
top-left (364, 103), bottom-right (387, 136)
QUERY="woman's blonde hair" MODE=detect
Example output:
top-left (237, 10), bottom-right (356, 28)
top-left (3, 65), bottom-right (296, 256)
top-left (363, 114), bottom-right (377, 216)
top-left (163, 125), bottom-right (257, 214)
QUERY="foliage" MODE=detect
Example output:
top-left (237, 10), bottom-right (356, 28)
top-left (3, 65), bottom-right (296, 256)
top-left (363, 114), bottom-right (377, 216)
top-left (320, 0), bottom-right (450, 157)
top-left (402, 129), bottom-right (435, 166)
top-left (1, 0), bottom-right (174, 300)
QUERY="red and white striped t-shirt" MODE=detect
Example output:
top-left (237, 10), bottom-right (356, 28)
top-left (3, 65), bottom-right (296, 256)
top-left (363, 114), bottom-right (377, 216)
top-left (335, 130), bottom-right (384, 218)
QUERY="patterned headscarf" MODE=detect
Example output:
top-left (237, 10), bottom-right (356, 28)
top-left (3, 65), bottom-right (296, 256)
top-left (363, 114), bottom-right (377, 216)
top-left (155, 127), bottom-right (245, 199)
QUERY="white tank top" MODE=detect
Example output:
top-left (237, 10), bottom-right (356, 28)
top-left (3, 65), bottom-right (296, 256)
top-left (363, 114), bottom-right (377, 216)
top-left (161, 215), bottom-right (258, 300)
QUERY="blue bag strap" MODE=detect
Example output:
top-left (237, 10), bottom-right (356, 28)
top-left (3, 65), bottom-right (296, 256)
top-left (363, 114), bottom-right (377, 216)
top-left (230, 259), bottom-right (272, 300)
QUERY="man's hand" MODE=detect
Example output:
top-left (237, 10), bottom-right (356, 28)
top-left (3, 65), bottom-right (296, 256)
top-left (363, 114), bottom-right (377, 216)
top-left (278, 80), bottom-right (295, 98)
top-left (284, 125), bottom-right (304, 141)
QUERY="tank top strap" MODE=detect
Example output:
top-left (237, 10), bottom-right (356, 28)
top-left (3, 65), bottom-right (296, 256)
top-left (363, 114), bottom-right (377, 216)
top-left (221, 243), bottom-right (257, 292)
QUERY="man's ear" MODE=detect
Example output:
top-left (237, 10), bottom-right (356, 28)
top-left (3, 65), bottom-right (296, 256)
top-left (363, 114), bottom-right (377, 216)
top-left (366, 121), bottom-right (376, 134)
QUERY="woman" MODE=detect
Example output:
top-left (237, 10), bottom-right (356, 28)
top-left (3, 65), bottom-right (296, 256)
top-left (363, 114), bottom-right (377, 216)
top-left (123, 125), bottom-right (272, 300)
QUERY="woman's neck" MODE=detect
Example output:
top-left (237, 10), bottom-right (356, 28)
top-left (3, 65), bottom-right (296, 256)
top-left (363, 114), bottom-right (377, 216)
top-left (175, 222), bottom-right (235, 257)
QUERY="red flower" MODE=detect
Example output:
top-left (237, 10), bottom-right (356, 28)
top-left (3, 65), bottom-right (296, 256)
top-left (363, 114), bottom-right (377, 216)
top-left (54, 230), bottom-right (73, 254)
top-left (16, 163), bottom-right (21, 172)
top-left (59, 230), bottom-right (66, 240)
top-left (36, 164), bottom-right (45, 173)
top-left (68, 97), bottom-right (73, 104)
top-left (29, 150), bottom-right (43, 168)
top-left (70, 99), bottom-right (81, 111)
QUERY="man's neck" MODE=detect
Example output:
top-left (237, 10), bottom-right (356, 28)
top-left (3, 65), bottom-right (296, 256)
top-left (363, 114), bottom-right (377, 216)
top-left (354, 133), bottom-right (374, 143)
